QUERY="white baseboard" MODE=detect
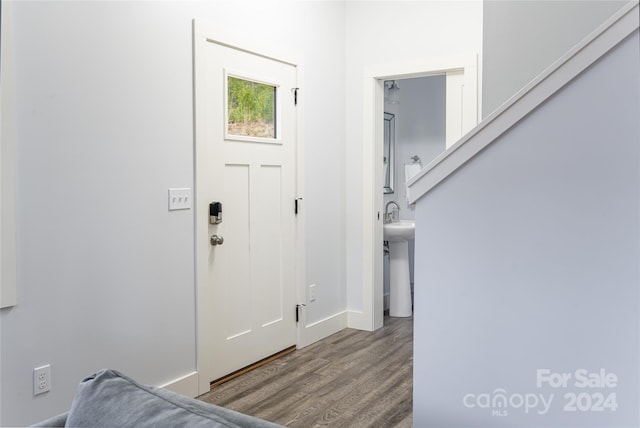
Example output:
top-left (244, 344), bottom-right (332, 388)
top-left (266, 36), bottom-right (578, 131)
top-left (159, 371), bottom-right (199, 398)
top-left (347, 310), bottom-right (375, 331)
top-left (297, 310), bottom-right (347, 348)
top-left (165, 313), bottom-right (348, 395)
top-left (162, 312), bottom-right (349, 395)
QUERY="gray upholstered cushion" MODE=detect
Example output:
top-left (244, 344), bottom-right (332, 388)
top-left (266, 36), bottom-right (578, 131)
top-left (64, 369), bottom-right (282, 428)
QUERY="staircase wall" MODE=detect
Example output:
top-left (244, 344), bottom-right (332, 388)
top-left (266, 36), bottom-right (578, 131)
top-left (413, 30), bottom-right (639, 427)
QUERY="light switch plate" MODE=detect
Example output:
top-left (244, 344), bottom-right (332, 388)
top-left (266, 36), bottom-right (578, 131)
top-left (168, 188), bottom-right (192, 211)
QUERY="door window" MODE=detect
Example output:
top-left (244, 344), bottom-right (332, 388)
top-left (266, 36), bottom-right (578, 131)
top-left (226, 75), bottom-right (277, 140)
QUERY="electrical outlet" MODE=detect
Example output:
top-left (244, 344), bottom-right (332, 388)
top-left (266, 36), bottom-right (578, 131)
top-left (33, 365), bottom-right (51, 395)
top-left (308, 284), bottom-right (317, 303)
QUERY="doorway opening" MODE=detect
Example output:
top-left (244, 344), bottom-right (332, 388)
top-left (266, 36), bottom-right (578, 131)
top-left (381, 75), bottom-right (446, 314)
top-left (358, 55), bottom-right (479, 331)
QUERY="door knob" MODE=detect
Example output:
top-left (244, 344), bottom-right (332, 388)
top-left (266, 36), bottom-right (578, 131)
top-left (210, 235), bottom-right (224, 246)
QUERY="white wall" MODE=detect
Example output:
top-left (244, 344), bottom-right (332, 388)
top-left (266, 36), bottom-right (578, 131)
top-left (414, 32), bottom-right (639, 427)
top-left (0, 1), bottom-right (346, 425)
top-left (345, 0), bottom-right (483, 315)
top-left (300, 2), bottom-right (347, 322)
top-left (482, 0), bottom-right (628, 118)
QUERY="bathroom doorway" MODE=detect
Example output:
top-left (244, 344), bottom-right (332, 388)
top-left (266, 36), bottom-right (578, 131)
top-left (358, 55), bottom-right (479, 331)
top-left (382, 75), bottom-right (446, 312)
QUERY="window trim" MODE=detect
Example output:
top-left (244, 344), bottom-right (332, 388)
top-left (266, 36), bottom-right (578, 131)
top-left (224, 68), bottom-right (283, 145)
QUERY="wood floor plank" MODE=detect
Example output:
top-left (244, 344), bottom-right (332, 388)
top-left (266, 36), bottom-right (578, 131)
top-left (197, 316), bottom-right (413, 427)
top-left (209, 357), bottom-right (331, 409)
top-left (346, 370), bottom-right (412, 427)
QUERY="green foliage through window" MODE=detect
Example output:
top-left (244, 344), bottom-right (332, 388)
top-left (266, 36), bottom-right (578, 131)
top-left (227, 76), bottom-right (276, 138)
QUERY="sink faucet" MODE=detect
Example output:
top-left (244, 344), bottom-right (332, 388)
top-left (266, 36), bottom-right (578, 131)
top-left (384, 201), bottom-right (400, 223)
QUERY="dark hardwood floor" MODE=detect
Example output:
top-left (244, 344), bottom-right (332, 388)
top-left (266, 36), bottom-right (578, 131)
top-left (198, 316), bottom-right (413, 427)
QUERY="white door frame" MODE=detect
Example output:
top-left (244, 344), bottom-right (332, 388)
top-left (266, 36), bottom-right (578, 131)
top-left (353, 55), bottom-right (478, 331)
top-left (192, 20), bottom-right (306, 395)
top-left (1, 0), bottom-right (18, 309)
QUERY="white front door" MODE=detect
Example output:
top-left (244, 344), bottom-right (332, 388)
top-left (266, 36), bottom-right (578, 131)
top-left (194, 35), bottom-right (298, 393)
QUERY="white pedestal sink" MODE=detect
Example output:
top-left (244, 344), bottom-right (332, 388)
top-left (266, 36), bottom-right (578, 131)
top-left (384, 220), bottom-right (415, 317)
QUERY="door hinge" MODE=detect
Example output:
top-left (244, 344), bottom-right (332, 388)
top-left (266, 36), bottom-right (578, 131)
top-left (294, 197), bottom-right (303, 215)
top-left (296, 304), bottom-right (306, 322)
top-left (292, 87), bottom-right (299, 106)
